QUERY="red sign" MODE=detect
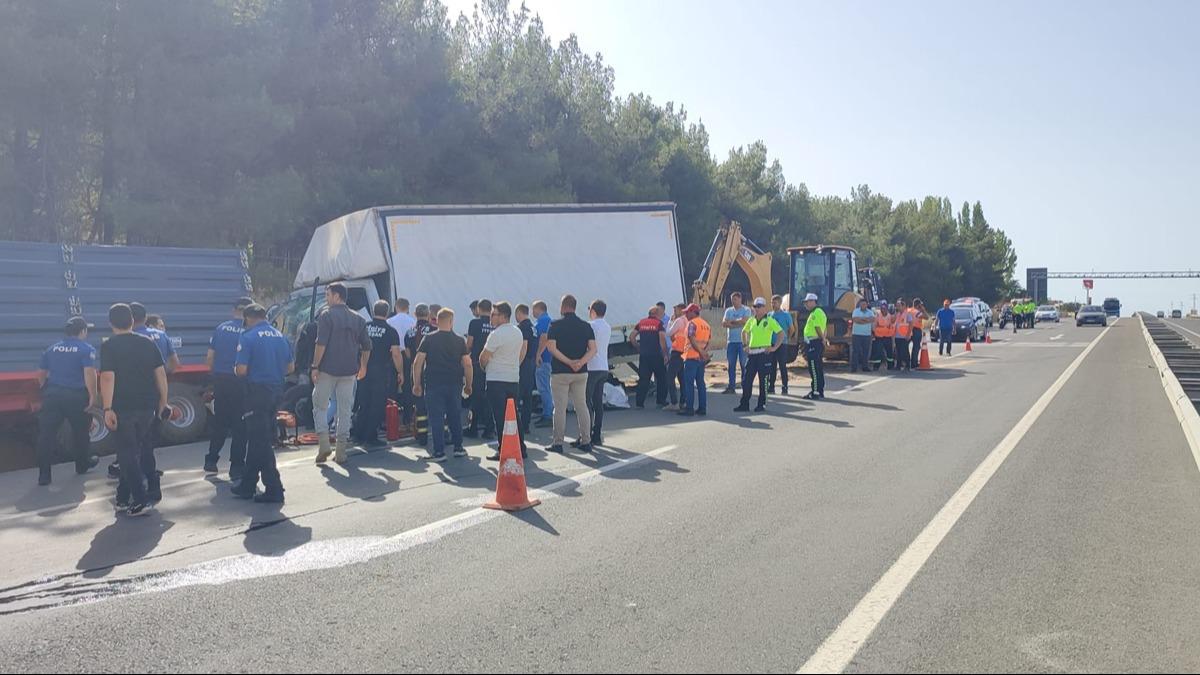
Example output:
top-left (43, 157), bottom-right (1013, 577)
top-left (1083, 279), bottom-right (1094, 290)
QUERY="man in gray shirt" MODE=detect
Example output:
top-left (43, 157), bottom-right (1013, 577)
top-left (312, 283), bottom-right (372, 464)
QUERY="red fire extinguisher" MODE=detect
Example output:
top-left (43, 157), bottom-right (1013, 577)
top-left (386, 399), bottom-right (401, 442)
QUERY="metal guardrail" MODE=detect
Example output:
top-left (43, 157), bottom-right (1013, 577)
top-left (1143, 314), bottom-right (1200, 411)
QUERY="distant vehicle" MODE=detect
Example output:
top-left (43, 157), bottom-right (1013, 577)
top-left (931, 303), bottom-right (985, 342)
top-left (1076, 305), bottom-right (1108, 327)
top-left (1035, 305), bottom-right (1060, 323)
top-left (1157, 311), bottom-right (1166, 318)
top-left (954, 297), bottom-right (993, 327)
top-left (1102, 297), bottom-right (1121, 317)
top-left (1172, 309), bottom-right (1183, 319)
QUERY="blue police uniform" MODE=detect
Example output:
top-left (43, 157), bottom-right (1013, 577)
top-left (205, 319), bottom-right (247, 474)
top-left (234, 321), bottom-right (293, 499)
top-left (135, 325), bottom-right (176, 364)
top-left (37, 337), bottom-right (97, 479)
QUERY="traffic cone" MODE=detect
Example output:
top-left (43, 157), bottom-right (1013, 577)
top-left (965, 337), bottom-right (973, 352)
top-left (985, 332), bottom-right (992, 345)
top-left (483, 398), bottom-right (541, 512)
top-left (918, 344), bottom-right (932, 370)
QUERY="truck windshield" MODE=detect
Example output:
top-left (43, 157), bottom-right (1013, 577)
top-left (794, 251), bottom-right (831, 307)
top-left (273, 291), bottom-right (328, 345)
top-left (1103, 299), bottom-right (1120, 310)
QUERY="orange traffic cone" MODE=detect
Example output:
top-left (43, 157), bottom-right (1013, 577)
top-left (918, 343), bottom-right (932, 370)
top-left (965, 337), bottom-right (973, 352)
top-left (985, 333), bottom-right (992, 345)
top-left (483, 398), bottom-right (541, 512)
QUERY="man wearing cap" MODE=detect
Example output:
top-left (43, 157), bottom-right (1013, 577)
top-left (204, 297), bottom-right (253, 478)
top-left (735, 298), bottom-right (783, 412)
top-left (678, 303), bottom-right (711, 416)
top-left (850, 297), bottom-right (875, 374)
top-left (801, 293), bottom-right (829, 400)
top-left (35, 317), bottom-right (100, 486)
top-left (233, 304), bottom-right (294, 503)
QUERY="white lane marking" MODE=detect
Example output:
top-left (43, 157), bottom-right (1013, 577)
top-left (835, 375), bottom-right (890, 394)
top-left (6, 446), bottom-right (680, 611)
top-left (1140, 317), bottom-right (1200, 474)
top-left (1166, 319), bottom-right (1200, 343)
top-left (1050, 334), bottom-right (1064, 341)
top-left (797, 322), bottom-right (1112, 674)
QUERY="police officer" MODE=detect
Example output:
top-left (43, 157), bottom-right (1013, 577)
top-left (404, 304), bottom-right (438, 445)
top-left (352, 300), bottom-right (404, 448)
top-left (735, 297), bottom-right (783, 412)
top-left (232, 304), bottom-right (294, 504)
top-left (36, 317), bottom-right (100, 485)
top-left (204, 297), bottom-right (253, 478)
top-left (802, 293), bottom-right (829, 400)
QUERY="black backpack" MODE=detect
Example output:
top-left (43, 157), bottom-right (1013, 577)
top-left (294, 320), bottom-right (318, 373)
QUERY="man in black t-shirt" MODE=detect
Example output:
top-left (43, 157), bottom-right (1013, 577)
top-left (412, 308), bottom-right (474, 462)
top-left (100, 303), bottom-right (169, 517)
top-left (632, 306), bottom-right (670, 409)
top-left (546, 294), bottom-right (597, 453)
top-left (464, 298), bottom-right (494, 438)
top-left (404, 304), bottom-right (438, 445)
top-left (352, 301), bottom-right (404, 448)
top-left (516, 304), bottom-right (538, 435)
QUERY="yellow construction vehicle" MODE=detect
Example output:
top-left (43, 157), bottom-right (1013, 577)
top-left (692, 220), bottom-right (773, 307)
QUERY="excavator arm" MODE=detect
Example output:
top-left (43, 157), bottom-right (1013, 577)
top-left (692, 221), bottom-right (773, 307)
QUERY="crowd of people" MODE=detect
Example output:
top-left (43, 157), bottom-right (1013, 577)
top-left (33, 283), bottom-right (976, 517)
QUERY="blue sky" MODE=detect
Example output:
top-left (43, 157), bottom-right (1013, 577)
top-left (447, 0), bottom-right (1200, 312)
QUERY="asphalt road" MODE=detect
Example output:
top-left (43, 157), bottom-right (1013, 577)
top-left (2, 317), bottom-right (1199, 673)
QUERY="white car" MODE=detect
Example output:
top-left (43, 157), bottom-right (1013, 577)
top-left (954, 297), bottom-right (994, 327)
top-left (1035, 305), bottom-right (1060, 323)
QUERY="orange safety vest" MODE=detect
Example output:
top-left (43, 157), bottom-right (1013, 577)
top-left (670, 318), bottom-right (688, 353)
top-left (873, 313), bottom-right (895, 338)
top-left (894, 310), bottom-right (913, 338)
top-left (908, 308), bottom-right (924, 332)
top-left (684, 318), bottom-right (711, 361)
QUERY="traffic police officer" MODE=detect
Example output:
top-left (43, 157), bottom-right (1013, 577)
top-left (802, 293), bottom-right (829, 401)
top-left (353, 300), bottom-right (404, 448)
top-left (204, 297), bottom-right (253, 478)
top-left (735, 297), bottom-right (783, 412)
top-left (36, 317), bottom-right (100, 485)
top-left (232, 304), bottom-right (294, 504)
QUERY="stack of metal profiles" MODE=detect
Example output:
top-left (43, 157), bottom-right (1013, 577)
top-left (1144, 315), bottom-right (1200, 412)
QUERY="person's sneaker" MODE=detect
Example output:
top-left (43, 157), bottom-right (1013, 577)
top-left (427, 453), bottom-right (447, 463)
top-left (677, 408), bottom-right (695, 417)
top-left (733, 404), bottom-right (750, 412)
top-left (781, 387), bottom-right (789, 395)
top-left (76, 456), bottom-right (100, 474)
top-left (254, 492), bottom-right (285, 504)
top-left (696, 409), bottom-right (707, 416)
top-left (577, 443), bottom-right (594, 454)
top-left (767, 387), bottom-right (776, 394)
top-left (656, 403), bottom-right (668, 410)
top-left (230, 485), bottom-right (257, 500)
top-left (203, 461), bottom-right (219, 475)
top-left (803, 392), bottom-right (820, 401)
top-left (127, 502), bottom-right (154, 517)
top-left (592, 436), bottom-right (603, 447)
top-left (229, 465), bottom-right (244, 482)
top-left (486, 452), bottom-right (502, 461)
top-left (37, 470), bottom-right (51, 486)
top-left (548, 444), bottom-right (565, 454)
top-left (452, 447), bottom-right (468, 458)
top-left (721, 387), bottom-right (736, 394)
top-left (147, 491), bottom-right (163, 505)
top-left (115, 499), bottom-right (130, 511)
top-left (817, 393), bottom-right (826, 399)
top-left (754, 404), bottom-right (767, 412)
top-left (107, 463), bottom-right (121, 479)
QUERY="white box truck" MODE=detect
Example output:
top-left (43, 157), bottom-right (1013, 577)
top-left (274, 203), bottom-right (687, 360)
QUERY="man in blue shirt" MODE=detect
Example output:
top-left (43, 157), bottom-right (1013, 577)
top-left (204, 297), bottom-right (253, 478)
top-left (936, 299), bottom-right (957, 356)
top-left (768, 295), bottom-right (795, 394)
top-left (850, 297), bottom-right (876, 373)
top-left (233, 304), bottom-right (294, 504)
top-left (36, 317), bottom-right (100, 485)
top-left (130, 302), bottom-right (180, 373)
top-left (532, 300), bottom-right (555, 428)
top-left (722, 292), bottom-right (752, 393)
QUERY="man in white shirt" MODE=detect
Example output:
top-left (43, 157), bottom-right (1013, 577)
top-left (481, 301), bottom-right (527, 459)
top-left (584, 299), bottom-right (612, 447)
top-left (387, 297), bottom-right (417, 421)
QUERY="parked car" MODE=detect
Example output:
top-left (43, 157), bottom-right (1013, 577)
top-left (1076, 305), bottom-right (1107, 327)
top-left (1157, 311), bottom-right (1166, 318)
top-left (931, 303), bottom-right (985, 342)
top-left (954, 297), bottom-right (993, 327)
top-left (1172, 309), bottom-right (1183, 319)
top-left (1035, 305), bottom-right (1060, 323)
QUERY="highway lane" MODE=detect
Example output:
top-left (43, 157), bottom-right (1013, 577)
top-left (2, 319), bottom-right (1198, 672)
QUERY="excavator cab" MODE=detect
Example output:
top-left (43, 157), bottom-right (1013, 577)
top-left (788, 245), bottom-right (880, 356)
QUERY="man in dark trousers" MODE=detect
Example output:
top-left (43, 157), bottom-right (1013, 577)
top-left (204, 297), bottom-right (253, 479)
top-left (632, 306), bottom-right (669, 409)
top-left (100, 303), bottom-right (169, 517)
top-left (735, 297), bottom-right (783, 413)
top-left (35, 316), bottom-right (100, 485)
top-left (404, 304), bottom-right (437, 445)
top-left (232, 304), bottom-right (294, 503)
top-left (516, 303), bottom-right (538, 436)
top-left (412, 308), bottom-right (473, 463)
top-left (107, 301), bottom-right (178, 480)
top-left (353, 300), bottom-right (404, 448)
top-left (464, 298), bottom-right (494, 439)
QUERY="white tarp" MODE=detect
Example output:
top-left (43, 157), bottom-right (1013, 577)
top-left (294, 209), bottom-right (388, 288)
top-left (381, 206), bottom-right (685, 329)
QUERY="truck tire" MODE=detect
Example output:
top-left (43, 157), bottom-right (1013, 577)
top-left (51, 408), bottom-right (116, 461)
top-left (157, 384), bottom-right (208, 446)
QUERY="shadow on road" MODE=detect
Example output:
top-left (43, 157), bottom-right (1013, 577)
top-left (76, 515), bottom-right (175, 579)
top-left (243, 514), bottom-right (314, 557)
top-left (13, 475), bottom-right (88, 516)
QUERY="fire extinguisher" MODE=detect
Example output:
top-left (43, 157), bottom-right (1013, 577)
top-left (386, 399), bottom-right (401, 442)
